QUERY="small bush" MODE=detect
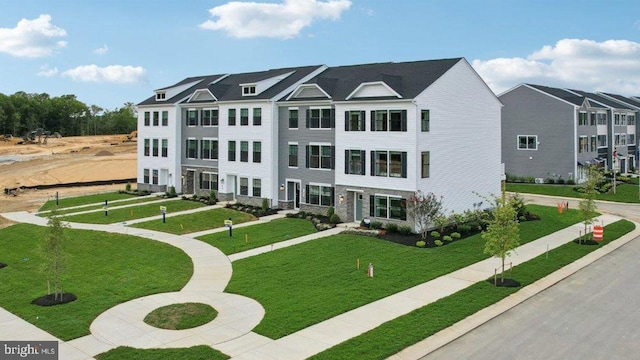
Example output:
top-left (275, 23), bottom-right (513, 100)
top-left (443, 235), bottom-right (452, 242)
top-left (566, 179), bottom-right (576, 185)
top-left (326, 206), bottom-right (335, 218)
top-left (430, 231), bottom-right (440, 239)
top-left (398, 225), bottom-right (413, 236)
top-left (262, 198), bottom-right (269, 212)
top-left (544, 178), bottom-right (555, 184)
top-left (416, 240), bottom-right (426, 248)
top-left (557, 178), bottom-right (565, 184)
top-left (370, 221), bottom-right (383, 230)
top-left (298, 211), bottom-right (307, 218)
top-left (434, 240), bottom-right (443, 246)
top-left (329, 213), bottom-right (341, 224)
top-left (450, 232), bottom-right (461, 239)
top-left (457, 224), bottom-right (472, 234)
top-left (125, 183), bottom-right (131, 192)
top-left (385, 223), bottom-right (398, 233)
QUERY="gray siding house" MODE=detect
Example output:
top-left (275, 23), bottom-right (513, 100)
top-left (500, 84), bottom-right (639, 183)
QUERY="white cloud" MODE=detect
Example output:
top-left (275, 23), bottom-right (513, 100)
top-left (200, 0), bottom-right (352, 39)
top-left (61, 65), bottom-right (146, 84)
top-left (94, 44), bottom-right (108, 55)
top-left (37, 64), bottom-right (58, 77)
top-left (0, 14), bottom-right (67, 58)
top-left (473, 39), bottom-right (640, 96)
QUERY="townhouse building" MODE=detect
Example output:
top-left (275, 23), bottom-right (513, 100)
top-left (137, 58), bottom-right (502, 226)
top-left (500, 84), bottom-right (639, 183)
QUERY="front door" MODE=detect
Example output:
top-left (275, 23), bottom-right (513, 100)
top-left (295, 182), bottom-right (300, 209)
top-left (228, 175), bottom-right (237, 200)
top-left (355, 193), bottom-right (363, 221)
top-left (287, 181), bottom-right (301, 210)
top-left (620, 158), bottom-right (627, 174)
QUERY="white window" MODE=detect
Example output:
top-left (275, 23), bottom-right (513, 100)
top-left (306, 184), bottom-right (333, 206)
top-left (288, 143), bottom-right (298, 168)
top-left (597, 113), bottom-right (607, 125)
top-left (620, 134), bottom-right (627, 146)
top-left (578, 112), bottom-right (587, 126)
top-left (517, 135), bottom-right (537, 150)
top-left (372, 150), bottom-right (407, 178)
top-left (628, 133), bottom-right (635, 145)
top-left (201, 109), bottom-right (218, 126)
top-left (187, 109), bottom-right (198, 126)
top-left (242, 85), bottom-right (256, 96)
top-left (200, 172), bottom-right (218, 190)
top-left (597, 135), bottom-right (607, 148)
top-left (578, 136), bottom-right (588, 153)
top-left (186, 138), bottom-right (198, 159)
top-left (200, 139), bottom-right (218, 160)
top-left (370, 195), bottom-right (406, 220)
top-left (308, 108), bottom-right (332, 129)
top-left (307, 144), bottom-right (333, 169)
top-left (156, 92), bottom-right (166, 101)
top-left (252, 179), bottom-right (261, 197)
top-left (615, 134), bottom-right (621, 146)
top-left (628, 115), bottom-right (636, 125)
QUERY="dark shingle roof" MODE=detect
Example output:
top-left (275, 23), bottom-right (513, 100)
top-left (300, 58), bottom-right (462, 100)
top-left (568, 90), bottom-right (635, 110)
top-left (600, 92), bottom-right (640, 109)
top-left (207, 65), bottom-right (323, 101)
top-left (526, 84), bottom-right (584, 106)
top-left (138, 74), bottom-right (225, 106)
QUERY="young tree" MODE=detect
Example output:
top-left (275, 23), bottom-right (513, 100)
top-left (42, 210), bottom-right (70, 302)
top-left (482, 197), bottom-right (520, 283)
top-left (406, 191), bottom-right (444, 241)
top-left (579, 165), bottom-right (602, 242)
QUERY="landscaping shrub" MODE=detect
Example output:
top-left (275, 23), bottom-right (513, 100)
top-left (125, 183), bottom-right (131, 192)
top-left (566, 179), bottom-right (576, 185)
top-left (385, 223), bottom-right (398, 233)
top-left (326, 206), bottom-right (335, 218)
top-left (262, 198), bottom-right (269, 212)
top-left (370, 221), bottom-right (383, 230)
top-left (208, 190), bottom-right (216, 205)
top-left (398, 225), bottom-right (413, 236)
top-left (329, 213), bottom-right (341, 224)
top-left (416, 240), bottom-right (426, 248)
top-left (429, 231), bottom-right (440, 239)
top-left (457, 224), bottom-right (472, 234)
top-left (557, 177), bottom-right (565, 184)
top-left (443, 235), bottom-right (452, 242)
top-left (166, 186), bottom-right (177, 198)
top-left (450, 232), bottom-right (461, 239)
top-left (434, 239), bottom-right (443, 246)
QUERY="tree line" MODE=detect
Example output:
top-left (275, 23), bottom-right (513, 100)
top-left (0, 91), bottom-right (137, 137)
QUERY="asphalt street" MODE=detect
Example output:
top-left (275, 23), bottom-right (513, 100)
top-left (422, 233), bottom-right (640, 360)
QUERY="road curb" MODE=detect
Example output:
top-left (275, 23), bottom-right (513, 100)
top-left (389, 221), bottom-right (640, 360)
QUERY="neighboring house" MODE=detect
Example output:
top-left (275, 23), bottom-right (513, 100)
top-left (137, 58), bottom-right (502, 226)
top-left (500, 84), bottom-right (639, 183)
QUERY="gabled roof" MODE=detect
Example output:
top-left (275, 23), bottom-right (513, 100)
top-left (206, 65), bottom-right (323, 102)
top-left (599, 92), bottom-right (640, 109)
top-left (524, 84), bottom-right (584, 106)
top-left (138, 74), bottom-right (226, 106)
top-left (568, 89), bottom-right (635, 110)
top-left (288, 58), bottom-right (462, 101)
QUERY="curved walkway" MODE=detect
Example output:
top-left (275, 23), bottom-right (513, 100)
top-left (0, 211), bottom-right (265, 359)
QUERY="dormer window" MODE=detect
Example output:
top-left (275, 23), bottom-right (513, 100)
top-left (242, 85), bottom-right (256, 96)
top-left (156, 92), bottom-right (166, 101)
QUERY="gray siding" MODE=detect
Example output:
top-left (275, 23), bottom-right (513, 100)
top-left (181, 107), bottom-right (219, 169)
top-left (277, 104), bottom-right (335, 211)
top-left (501, 86), bottom-right (576, 181)
top-left (576, 106), bottom-right (598, 166)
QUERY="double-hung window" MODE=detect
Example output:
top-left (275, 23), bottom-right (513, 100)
top-left (289, 109), bottom-right (298, 129)
top-left (579, 136), bottom-right (588, 153)
top-left (153, 111), bottom-right (159, 126)
top-left (187, 110), bottom-right (198, 126)
top-left (253, 141), bottom-right (261, 163)
top-left (590, 113), bottom-right (596, 126)
top-left (143, 169), bottom-right (150, 183)
top-left (578, 112), bottom-right (587, 126)
top-left (152, 139), bottom-right (159, 157)
top-left (240, 141), bottom-right (249, 162)
top-left (161, 111), bottom-right (168, 126)
top-left (371, 110), bottom-right (407, 131)
top-left (152, 170), bottom-right (158, 185)
top-left (421, 151), bottom-right (430, 178)
top-left (144, 139), bottom-right (150, 156)
top-left (144, 112), bottom-right (150, 126)
top-left (597, 135), bottom-right (607, 148)
top-left (200, 172), bottom-right (218, 190)
top-left (307, 144), bottom-right (333, 169)
top-left (252, 179), bottom-right (261, 197)
top-left (228, 141), bottom-right (236, 161)
top-left (240, 108), bottom-right (249, 126)
top-left (200, 139), bottom-right (218, 160)
top-left (517, 135), bottom-right (537, 150)
top-left (345, 111), bottom-right (365, 131)
top-left (201, 109), bottom-right (212, 126)
top-left (370, 195), bottom-right (406, 220)
top-left (308, 108), bottom-right (332, 129)
top-left (161, 139), bottom-right (168, 157)
top-left (239, 177), bottom-right (248, 195)
top-left (228, 109), bottom-right (236, 126)
top-left (371, 151), bottom-right (407, 178)
top-left (253, 108), bottom-right (262, 125)
top-left (421, 110), bottom-right (430, 132)
top-left (306, 184), bottom-right (334, 206)
top-left (345, 150), bottom-right (366, 175)
top-left (597, 113), bottom-right (607, 125)
top-left (289, 143), bottom-right (298, 167)
top-left (186, 139), bottom-right (198, 159)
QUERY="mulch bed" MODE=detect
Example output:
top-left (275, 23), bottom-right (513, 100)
top-left (0, 263), bottom-right (7, 269)
top-left (31, 293), bottom-right (77, 306)
top-left (486, 278), bottom-right (521, 287)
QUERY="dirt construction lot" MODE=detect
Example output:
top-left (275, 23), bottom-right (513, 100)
top-left (0, 135), bottom-right (137, 216)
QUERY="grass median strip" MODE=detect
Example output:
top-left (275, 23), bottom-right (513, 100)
top-left (39, 196), bottom-right (163, 216)
top-left (0, 223), bottom-right (192, 340)
top-left (310, 219), bottom-right (635, 360)
top-left (132, 208), bottom-right (256, 235)
top-left (143, 303), bottom-right (218, 330)
top-left (226, 205), bottom-right (582, 339)
top-left (95, 346), bottom-right (229, 360)
top-left (196, 217), bottom-right (316, 255)
top-left (507, 183), bottom-right (640, 203)
top-left (39, 192), bottom-right (137, 211)
top-left (61, 200), bottom-right (206, 224)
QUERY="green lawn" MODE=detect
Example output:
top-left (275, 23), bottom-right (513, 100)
top-left (95, 346), bottom-right (228, 360)
top-left (0, 223), bottom-right (192, 340)
top-left (39, 192), bottom-right (137, 211)
top-left (61, 200), bottom-right (206, 224)
top-left (143, 303), bottom-right (218, 330)
top-left (226, 205), bottom-right (582, 339)
top-left (507, 183), bottom-right (640, 203)
top-left (196, 218), bottom-right (317, 255)
top-left (132, 208), bottom-right (256, 235)
top-left (39, 196), bottom-right (163, 216)
top-left (310, 219), bottom-right (635, 359)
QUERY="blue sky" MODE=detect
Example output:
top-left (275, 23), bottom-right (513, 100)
top-left (1, 0), bottom-right (639, 111)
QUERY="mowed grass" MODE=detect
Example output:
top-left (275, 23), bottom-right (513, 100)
top-left (310, 219), bottom-right (636, 359)
top-left (197, 218), bottom-right (317, 255)
top-left (61, 200), bottom-right (206, 224)
top-left (0, 223), bottom-right (192, 340)
top-left (226, 205), bottom-right (583, 339)
top-left (95, 346), bottom-right (228, 360)
top-left (132, 208), bottom-right (256, 235)
top-left (40, 196), bottom-right (162, 216)
top-left (40, 192), bottom-right (137, 211)
top-left (507, 183), bottom-right (640, 203)
top-left (143, 303), bottom-right (218, 330)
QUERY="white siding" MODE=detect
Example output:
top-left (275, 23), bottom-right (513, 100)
top-left (414, 60), bottom-right (502, 214)
top-left (137, 106), bottom-right (182, 191)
